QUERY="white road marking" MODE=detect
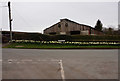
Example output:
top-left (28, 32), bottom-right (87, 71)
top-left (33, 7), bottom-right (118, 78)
top-left (6, 59), bottom-right (60, 63)
top-left (21, 59), bottom-right (32, 62)
top-left (5, 59), bottom-right (66, 80)
top-left (58, 60), bottom-right (65, 81)
top-left (16, 62), bottom-right (20, 64)
top-left (8, 59), bottom-right (13, 63)
top-left (51, 59), bottom-right (59, 61)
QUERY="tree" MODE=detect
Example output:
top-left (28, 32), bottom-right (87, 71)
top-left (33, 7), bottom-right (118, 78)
top-left (102, 27), bottom-right (114, 35)
top-left (108, 27), bottom-right (114, 35)
top-left (95, 19), bottom-right (103, 31)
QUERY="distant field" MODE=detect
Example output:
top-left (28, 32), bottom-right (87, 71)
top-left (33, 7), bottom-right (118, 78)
top-left (3, 42), bottom-right (120, 49)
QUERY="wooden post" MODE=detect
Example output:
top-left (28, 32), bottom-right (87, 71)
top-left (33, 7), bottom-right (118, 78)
top-left (8, 1), bottom-right (12, 42)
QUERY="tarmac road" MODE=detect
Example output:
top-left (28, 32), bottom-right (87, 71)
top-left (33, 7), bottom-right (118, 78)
top-left (2, 48), bottom-right (118, 79)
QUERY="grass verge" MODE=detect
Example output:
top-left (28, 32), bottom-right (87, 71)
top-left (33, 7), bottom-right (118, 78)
top-left (3, 42), bottom-right (120, 49)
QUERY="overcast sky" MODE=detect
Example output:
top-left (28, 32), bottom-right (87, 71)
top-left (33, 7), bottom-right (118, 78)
top-left (0, 1), bottom-right (118, 33)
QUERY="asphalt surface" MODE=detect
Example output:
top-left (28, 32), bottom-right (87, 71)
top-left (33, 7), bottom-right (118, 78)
top-left (2, 48), bottom-right (118, 79)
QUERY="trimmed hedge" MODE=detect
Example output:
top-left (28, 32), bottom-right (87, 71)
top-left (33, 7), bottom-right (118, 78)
top-left (13, 33), bottom-right (120, 41)
top-left (71, 35), bottom-right (120, 41)
top-left (2, 31), bottom-right (120, 42)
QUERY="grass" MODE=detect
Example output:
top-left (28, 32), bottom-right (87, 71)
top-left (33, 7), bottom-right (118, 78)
top-left (3, 42), bottom-right (120, 49)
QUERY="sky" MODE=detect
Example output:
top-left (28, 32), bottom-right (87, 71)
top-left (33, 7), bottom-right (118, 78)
top-left (0, 1), bottom-right (119, 33)
top-left (119, 1), bottom-right (120, 29)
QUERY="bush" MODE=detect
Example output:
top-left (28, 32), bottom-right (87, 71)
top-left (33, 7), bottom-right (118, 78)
top-left (13, 34), bottom-right (120, 41)
top-left (2, 30), bottom-right (120, 42)
top-left (2, 36), bottom-right (9, 43)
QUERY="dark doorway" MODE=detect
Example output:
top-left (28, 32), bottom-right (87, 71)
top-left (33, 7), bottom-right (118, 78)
top-left (70, 31), bottom-right (80, 35)
top-left (49, 32), bottom-right (56, 35)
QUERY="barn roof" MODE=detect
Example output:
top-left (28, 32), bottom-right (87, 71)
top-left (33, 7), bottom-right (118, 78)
top-left (60, 18), bottom-right (91, 27)
top-left (44, 18), bottom-right (103, 32)
top-left (60, 18), bottom-right (103, 32)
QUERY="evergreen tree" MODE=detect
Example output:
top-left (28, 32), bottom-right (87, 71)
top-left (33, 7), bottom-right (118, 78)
top-left (95, 19), bottom-right (103, 31)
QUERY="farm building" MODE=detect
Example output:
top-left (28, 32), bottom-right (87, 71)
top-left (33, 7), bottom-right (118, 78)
top-left (44, 18), bottom-right (104, 35)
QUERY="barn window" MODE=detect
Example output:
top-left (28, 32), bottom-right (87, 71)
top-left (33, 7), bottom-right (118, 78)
top-left (65, 23), bottom-right (68, 27)
top-left (58, 24), bottom-right (61, 28)
top-left (70, 31), bottom-right (80, 35)
top-left (83, 26), bottom-right (84, 30)
top-left (49, 32), bottom-right (56, 35)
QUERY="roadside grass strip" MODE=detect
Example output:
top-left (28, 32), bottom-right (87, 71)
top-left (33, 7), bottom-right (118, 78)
top-left (3, 40), bottom-right (120, 49)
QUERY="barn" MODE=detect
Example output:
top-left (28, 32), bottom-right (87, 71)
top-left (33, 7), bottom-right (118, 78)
top-left (44, 18), bottom-right (103, 35)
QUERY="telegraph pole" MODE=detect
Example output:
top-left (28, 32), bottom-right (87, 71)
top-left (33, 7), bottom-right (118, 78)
top-left (8, 1), bottom-right (12, 42)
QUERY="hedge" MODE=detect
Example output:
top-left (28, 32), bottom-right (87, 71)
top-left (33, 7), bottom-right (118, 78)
top-left (2, 31), bottom-right (120, 42)
top-left (12, 33), bottom-right (120, 41)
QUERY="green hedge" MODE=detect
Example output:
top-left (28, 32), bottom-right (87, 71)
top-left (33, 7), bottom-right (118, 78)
top-left (71, 35), bottom-right (120, 41)
top-left (2, 31), bottom-right (120, 42)
top-left (12, 33), bottom-right (120, 41)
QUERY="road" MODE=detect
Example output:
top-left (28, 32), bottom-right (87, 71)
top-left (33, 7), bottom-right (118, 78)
top-left (2, 48), bottom-right (118, 79)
